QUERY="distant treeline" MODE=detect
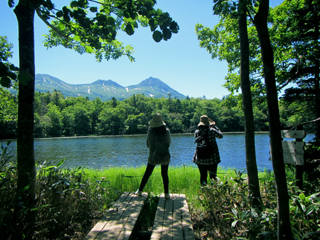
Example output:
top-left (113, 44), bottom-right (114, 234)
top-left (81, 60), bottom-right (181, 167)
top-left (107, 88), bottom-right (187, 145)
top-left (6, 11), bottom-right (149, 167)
top-left (0, 88), bottom-right (313, 139)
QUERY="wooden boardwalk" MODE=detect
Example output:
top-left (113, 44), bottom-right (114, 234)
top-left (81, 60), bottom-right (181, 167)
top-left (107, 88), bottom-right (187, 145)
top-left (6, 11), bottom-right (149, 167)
top-left (151, 194), bottom-right (195, 240)
top-left (84, 192), bottom-right (148, 240)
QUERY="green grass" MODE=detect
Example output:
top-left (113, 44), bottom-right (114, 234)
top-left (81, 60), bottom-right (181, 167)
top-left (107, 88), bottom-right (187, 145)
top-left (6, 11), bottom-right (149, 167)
top-left (1, 158), bottom-right (319, 240)
top-left (81, 165), bottom-right (241, 205)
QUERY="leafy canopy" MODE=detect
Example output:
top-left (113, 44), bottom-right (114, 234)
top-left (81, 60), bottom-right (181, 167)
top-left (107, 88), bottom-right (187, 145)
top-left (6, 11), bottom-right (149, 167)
top-left (7, 0), bottom-right (179, 63)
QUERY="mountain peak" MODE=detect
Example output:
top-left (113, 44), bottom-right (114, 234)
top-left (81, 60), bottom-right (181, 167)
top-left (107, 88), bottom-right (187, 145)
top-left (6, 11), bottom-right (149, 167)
top-left (92, 79), bottom-right (124, 88)
top-left (34, 74), bottom-right (185, 101)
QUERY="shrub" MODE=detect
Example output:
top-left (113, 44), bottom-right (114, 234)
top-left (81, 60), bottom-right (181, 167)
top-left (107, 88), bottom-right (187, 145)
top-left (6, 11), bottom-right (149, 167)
top-left (191, 170), bottom-right (320, 239)
top-left (0, 146), bottom-right (119, 239)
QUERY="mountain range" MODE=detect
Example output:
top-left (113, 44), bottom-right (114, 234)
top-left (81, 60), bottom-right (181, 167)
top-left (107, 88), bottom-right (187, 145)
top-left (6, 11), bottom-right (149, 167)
top-left (34, 74), bottom-right (186, 101)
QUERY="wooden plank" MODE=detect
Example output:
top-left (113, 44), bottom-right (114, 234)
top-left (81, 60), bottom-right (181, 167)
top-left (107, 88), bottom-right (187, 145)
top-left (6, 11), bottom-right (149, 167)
top-left (95, 193), bottom-right (134, 239)
top-left (281, 130), bottom-right (306, 139)
top-left (180, 194), bottom-right (195, 240)
top-left (282, 141), bottom-right (305, 165)
top-left (162, 196), bottom-right (173, 240)
top-left (172, 195), bottom-right (184, 240)
top-left (84, 192), bottom-right (148, 240)
top-left (84, 192), bottom-right (131, 240)
top-left (151, 194), bottom-right (195, 240)
top-left (151, 195), bottom-right (166, 240)
top-left (282, 141), bottom-right (305, 154)
top-left (118, 192), bottom-right (148, 240)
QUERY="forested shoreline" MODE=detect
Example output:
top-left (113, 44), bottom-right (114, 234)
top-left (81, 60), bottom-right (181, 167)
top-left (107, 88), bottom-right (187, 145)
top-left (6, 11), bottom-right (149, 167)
top-left (0, 87), bottom-right (314, 139)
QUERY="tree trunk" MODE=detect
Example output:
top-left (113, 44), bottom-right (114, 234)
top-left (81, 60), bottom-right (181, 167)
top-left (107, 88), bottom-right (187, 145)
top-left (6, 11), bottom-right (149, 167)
top-left (238, 0), bottom-right (261, 208)
top-left (14, 2), bottom-right (36, 238)
top-left (254, 0), bottom-right (293, 239)
top-left (314, 4), bottom-right (320, 140)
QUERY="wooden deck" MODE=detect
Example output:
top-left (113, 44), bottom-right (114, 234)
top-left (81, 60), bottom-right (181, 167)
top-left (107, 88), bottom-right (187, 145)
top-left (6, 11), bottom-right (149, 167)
top-left (151, 194), bottom-right (195, 240)
top-left (84, 192), bottom-right (148, 240)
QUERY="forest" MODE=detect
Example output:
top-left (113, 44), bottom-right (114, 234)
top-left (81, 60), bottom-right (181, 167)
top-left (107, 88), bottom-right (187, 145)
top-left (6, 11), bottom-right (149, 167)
top-left (0, 87), bottom-right (315, 139)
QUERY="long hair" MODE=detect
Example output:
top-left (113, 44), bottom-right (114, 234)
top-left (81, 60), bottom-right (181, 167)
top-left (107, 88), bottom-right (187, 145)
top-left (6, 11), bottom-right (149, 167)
top-left (149, 125), bottom-right (167, 136)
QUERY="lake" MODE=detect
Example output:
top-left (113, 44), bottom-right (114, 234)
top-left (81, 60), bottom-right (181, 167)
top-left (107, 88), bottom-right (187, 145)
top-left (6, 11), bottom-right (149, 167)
top-left (0, 133), bottom-right (315, 171)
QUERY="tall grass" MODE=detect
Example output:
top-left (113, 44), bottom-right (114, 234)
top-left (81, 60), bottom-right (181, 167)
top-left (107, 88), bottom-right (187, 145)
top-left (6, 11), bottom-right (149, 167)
top-left (81, 165), bottom-right (240, 205)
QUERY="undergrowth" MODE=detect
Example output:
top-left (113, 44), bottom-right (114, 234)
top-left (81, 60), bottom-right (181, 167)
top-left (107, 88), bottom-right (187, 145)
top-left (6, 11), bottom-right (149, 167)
top-left (1, 141), bottom-right (320, 239)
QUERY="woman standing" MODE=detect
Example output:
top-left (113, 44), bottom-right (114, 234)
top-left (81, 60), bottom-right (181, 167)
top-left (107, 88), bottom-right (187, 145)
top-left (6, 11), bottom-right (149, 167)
top-left (193, 115), bottom-right (223, 185)
top-left (135, 113), bottom-right (171, 199)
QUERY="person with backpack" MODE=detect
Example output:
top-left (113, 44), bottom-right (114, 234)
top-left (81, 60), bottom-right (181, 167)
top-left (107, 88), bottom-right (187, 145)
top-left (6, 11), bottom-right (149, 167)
top-left (193, 115), bottom-right (223, 185)
top-left (135, 113), bottom-right (171, 199)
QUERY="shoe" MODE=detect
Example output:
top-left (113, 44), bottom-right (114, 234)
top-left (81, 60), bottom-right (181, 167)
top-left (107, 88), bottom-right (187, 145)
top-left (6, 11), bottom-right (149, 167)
top-left (135, 189), bottom-right (142, 197)
top-left (165, 193), bottom-right (170, 199)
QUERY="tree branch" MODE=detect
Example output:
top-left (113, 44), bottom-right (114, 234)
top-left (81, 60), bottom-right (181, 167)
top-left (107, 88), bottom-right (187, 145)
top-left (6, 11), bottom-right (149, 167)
top-left (35, 8), bottom-right (70, 43)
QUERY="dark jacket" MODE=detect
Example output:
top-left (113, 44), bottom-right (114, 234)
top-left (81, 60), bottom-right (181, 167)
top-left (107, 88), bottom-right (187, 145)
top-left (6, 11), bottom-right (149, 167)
top-left (147, 128), bottom-right (171, 165)
top-left (193, 125), bottom-right (223, 165)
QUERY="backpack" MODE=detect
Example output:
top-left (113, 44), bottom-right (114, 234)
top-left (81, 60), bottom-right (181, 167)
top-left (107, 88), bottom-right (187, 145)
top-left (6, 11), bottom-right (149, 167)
top-left (195, 131), bottom-right (213, 159)
top-left (153, 135), bottom-right (170, 163)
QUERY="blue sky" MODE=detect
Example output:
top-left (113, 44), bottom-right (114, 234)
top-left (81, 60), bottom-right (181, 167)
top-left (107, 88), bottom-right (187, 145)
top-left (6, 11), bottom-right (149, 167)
top-left (0, 0), bottom-right (283, 100)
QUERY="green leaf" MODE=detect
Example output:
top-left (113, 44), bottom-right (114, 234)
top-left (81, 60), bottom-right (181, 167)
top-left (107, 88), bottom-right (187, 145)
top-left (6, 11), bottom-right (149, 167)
top-left (124, 11), bottom-right (130, 19)
top-left (0, 77), bottom-right (11, 88)
top-left (85, 45), bottom-right (94, 53)
top-left (9, 64), bottom-right (19, 71)
top-left (156, 8), bottom-right (162, 15)
top-left (125, 23), bottom-right (134, 36)
top-left (130, 11), bottom-right (137, 19)
top-left (149, 18), bottom-right (158, 31)
top-left (132, 21), bottom-right (138, 29)
top-left (299, 192), bottom-right (306, 201)
top-left (306, 205), bottom-right (315, 216)
top-left (163, 28), bottom-right (171, 40)
top-left (300, 203), bottom-right (306, 212)
top-left (18, 71), bottom-right (31, 86)
top-left (231, 208), bottom-right (238, 217)
top-left (56, 11), bottom-right (63, 18)
top-left (19, 185), bottom-right (30, 193)
top-left (90, 7), bottom-right (98, 12)
top-left (58, 22), bottom-right (65, 31)
top-left (107, 16), bottom-right (115, 26)
top-left (152, 30), bottom-right (162, 42)
top-left (170, 21), bottom-right (179, 32)
top-left (31, 204), bottom-right (51, 212)
top-left (70, 1), bottom-right (78, 8)
top-left (74, 35), bottom-right (81, 41)
top-left (56, 158), bottom-right (66, 168)
top-left (231, 220), bottom-right (238, 227)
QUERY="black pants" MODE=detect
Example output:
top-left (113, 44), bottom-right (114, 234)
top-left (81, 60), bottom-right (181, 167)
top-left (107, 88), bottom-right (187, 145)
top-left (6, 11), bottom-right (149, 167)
top-left (197, 164), bottom-right (218, 185)
top-left (138, 163), bottom-right (169, 193)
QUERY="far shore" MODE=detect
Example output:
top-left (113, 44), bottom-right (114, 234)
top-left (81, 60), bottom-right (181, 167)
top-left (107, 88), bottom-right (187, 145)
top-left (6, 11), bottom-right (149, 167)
top-left (0, 131), bottom-right (270, 142)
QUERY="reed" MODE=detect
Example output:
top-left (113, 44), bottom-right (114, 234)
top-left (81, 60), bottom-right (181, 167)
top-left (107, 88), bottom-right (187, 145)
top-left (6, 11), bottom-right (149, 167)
top-left (81, 165), bottom-right (241, 204)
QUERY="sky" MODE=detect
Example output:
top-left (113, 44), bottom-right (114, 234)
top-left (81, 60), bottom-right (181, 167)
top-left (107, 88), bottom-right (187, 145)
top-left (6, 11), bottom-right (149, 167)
top-left (0, 0), bottom-right (283, 100)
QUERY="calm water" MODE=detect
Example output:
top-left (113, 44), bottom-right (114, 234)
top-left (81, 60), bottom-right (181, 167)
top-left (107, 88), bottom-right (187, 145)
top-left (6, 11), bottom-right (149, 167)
top-left (1, 133), bottom-right (279, 171)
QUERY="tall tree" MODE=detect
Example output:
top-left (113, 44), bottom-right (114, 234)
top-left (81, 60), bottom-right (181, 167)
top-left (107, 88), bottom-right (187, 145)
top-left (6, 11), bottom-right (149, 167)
top-left (7, 0), bottom-right (179, 237)
top-left (238, 0), bottom-right (261, 207)
top-left (274, 0), bottom-right (320, 138)
top-left (14, 5), bottom-right (37, 238)
top-left (199, 0), bottom-right (261, 207)
top-left (253, 0), bottom-right (292, 238)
